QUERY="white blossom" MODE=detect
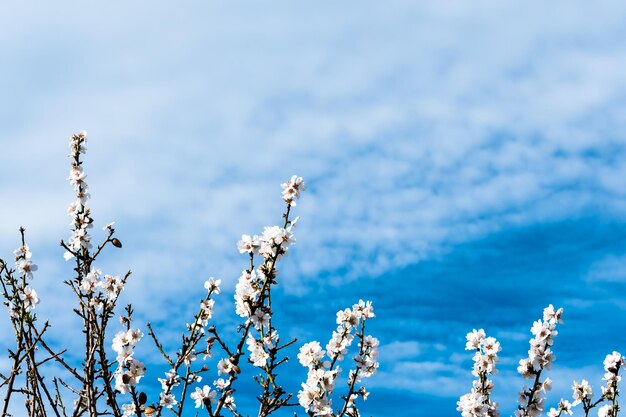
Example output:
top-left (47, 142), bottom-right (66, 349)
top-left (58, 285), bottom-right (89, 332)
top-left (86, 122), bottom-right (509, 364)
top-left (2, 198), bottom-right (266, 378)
top-left (234, 269), bottom-right (258, 318)
top-left (80, 268), bottom-right (101, 293)
top-left (281, 175), bottom-right (305, 206)
top-left (98, 275), bottom-right (123, 301)
top-left (159, 393), bottom-right (177, 409)
top-left (204, 277), bottom-right (221, 294)
top-left (158, 369), bottom-right (180, 391)
top-left (68, 166), bottom-right (86, 188)
top-left (16, 259), bottom-right (38, 279)
top-left (213, 378), bottom-right (228, 390)
top-left (19, 286), bottom-right (39, 311)
top-left (597, 404), bottom-right (612, 417)
top-left (182, 350), bottom-right (197, 366)
top-left (298, 341), bottom-right (325, 368)
top-left (547, 399), bottom-right (573, 417)
top-left (352, 299), bottom-right (375, 319)
top-left (217, 357), bottom-right (235, 375)
top-left (198, 298), bottom-right (215, 327)
top-left (250, 308), bottom-right (270, 329)
top-left (114, 372), bottom-right (132, 394)
top-left (572, 379), bottom-right (593, 405)
top-left (121, 403), bottom-right (136, 417)
top-left (13, 245), bottom-right (31, 260)
top-left (246, 335), bottom-right (269, 367)
top-left (237, 234), bottom-right (259, 254)
top-left (190, 385), bottom-right (216, 409)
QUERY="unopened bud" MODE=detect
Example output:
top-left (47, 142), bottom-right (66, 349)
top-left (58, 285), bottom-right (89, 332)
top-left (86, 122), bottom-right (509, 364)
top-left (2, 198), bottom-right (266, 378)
top-left (138, 392), bottom-right (147, 405)
top-left (111, 238), bottom-right (122, 248)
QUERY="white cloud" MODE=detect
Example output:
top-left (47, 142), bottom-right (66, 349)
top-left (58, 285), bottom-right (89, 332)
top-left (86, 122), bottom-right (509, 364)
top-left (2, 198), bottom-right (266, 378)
top-left (379, 340), bottom-right (447, 363)
top-left (2, 2), bottom-right (626, 283)
top-left (585, 254), bottom-right (626, 282)
top-left (371, 359), bottom-right (469, 396)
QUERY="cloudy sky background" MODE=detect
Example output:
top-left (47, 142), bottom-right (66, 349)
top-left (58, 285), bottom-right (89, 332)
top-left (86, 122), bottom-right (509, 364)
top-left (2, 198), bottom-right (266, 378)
top-left (1, 2), bottom-right (626, 416)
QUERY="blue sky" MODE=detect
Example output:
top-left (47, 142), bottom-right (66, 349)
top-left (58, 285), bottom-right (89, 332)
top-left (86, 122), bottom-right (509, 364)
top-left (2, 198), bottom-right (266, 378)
top-left (1, 2), bottom-right (626, 416)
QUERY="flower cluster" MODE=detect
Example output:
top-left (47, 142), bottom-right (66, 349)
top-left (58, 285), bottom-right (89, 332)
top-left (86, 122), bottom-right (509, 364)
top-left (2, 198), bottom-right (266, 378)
top-left (515, 304), bottom-right (563, 417)
top-left (344, 332), bottom-right (379, 415)
top-left (233, 269), bottom-right (259, 319)
top-left (237, 223), bottom-right (296, 262)
top-left (234, 224), bottom-right (296, 320)
top-left (156, 366), bottom-right (202, 411)
top-left (64, 131), bottom-right (93, 261)
top-left (78, 267), bottom-right (124, 310)
top-left (246, 334), bottom-right (270, 367)
top-left (298, 368), bottom-right (339, 416)
top-left (600, 351), bottom-right (624, 413)
top-left (298, 341), bottom-right (325, 369)
top-left (457, 329), bottom-right (501, 417)
top-left (297, 300), bottom-right (377, 416)
top-left (209, 360), bottom-right (237, 411)
top-left (15, 245), bottom-right (37, 279)
top-left (352, 333), bottom-right (379, 379)
top-left (195, 277), bottom-right (221, 328)
top-left (281, 175), bottom-right (305, 206)
top-left (572, 379), bottom-right (593, 407)
top-left (546, 399), bottom-right (573, 417)
top-left (112, 328), bottom-right (145, 394)
top-left (7, 243), bottom-right (40, 318)
top-left (157, 369), bottom-right (180, 394)
top-left (567, 351), bottom-right (624, 417)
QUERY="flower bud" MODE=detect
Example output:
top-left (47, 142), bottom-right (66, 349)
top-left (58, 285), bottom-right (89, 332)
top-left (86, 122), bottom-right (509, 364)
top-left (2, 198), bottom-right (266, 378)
top-left (138, 392), bottom-right (147, 405)
top-left (111, 238), bottom-right (122, 248)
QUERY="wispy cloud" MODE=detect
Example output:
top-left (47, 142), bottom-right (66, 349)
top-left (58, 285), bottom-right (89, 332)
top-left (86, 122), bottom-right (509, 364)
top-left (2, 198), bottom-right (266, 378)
top-left (585, 254), bottom-right (626, 282)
